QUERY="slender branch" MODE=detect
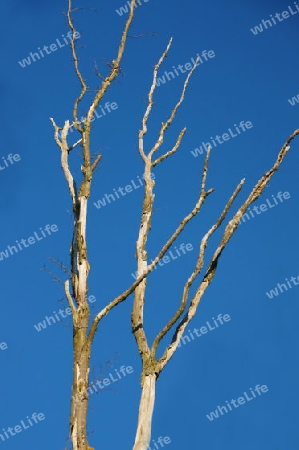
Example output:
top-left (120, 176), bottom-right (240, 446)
top-left (156, 128), bottom-right (299, 372)
top-left (48, 257), bottom-right (72, 277)
top-left (87, 147), bottom-right (214, 344)
top-left (128, 32), bottom-right (157, 38)
top-left (69, 138), bottom-right (83, 151)
top-left (130, 46), bottom-right (201, 364)
top-left (91, 154), bottom-right (102, 172)
top-left (67, 0), bottom-right (87, 131)
top-left (50, 118), bottom-right (78, 207)
top-left (138, 42), bottom-right (198, 169)
top-left (152, 128), bottom-right (186, 167)
top-left (62, 121), bottom-right (78, 206)
top-left (40, 265), bottom-right (64, 285)
top-left (49, 117), bottom-right (62, 147)
top-left (148, 56), bottom-right (199, 160)
top-left (94, 60), bottom-right (105, 80)
top-left (64, 279), bottom-right (77, 316)
top-left (152, 176), bottom-right (244, 355)
top-left (71, 6), bottom-right (97, 13)
top-left (85, 0), bottom-right (137, 126)
top-left (138, 38), bottom-right (173, 162)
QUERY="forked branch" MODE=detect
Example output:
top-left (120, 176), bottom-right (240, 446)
top-left (88, 41), bottom-right (201, 345)
top-left (156, 128), bottom-right (299, 373)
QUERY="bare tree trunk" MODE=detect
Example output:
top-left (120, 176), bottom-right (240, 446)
top-left (51, 2), bottom-right (138, 448)
top-left (70, 317), bottom-right (90, 450)
top-left (49, 2), bottom-right (299, 448)
top-left (69, 195), bottom-right (91, 450)
top-left (133, 374), bottom-right (156, 450)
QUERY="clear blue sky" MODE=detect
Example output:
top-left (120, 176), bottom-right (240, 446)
top-left (1, 0), bottom-right (299, 449)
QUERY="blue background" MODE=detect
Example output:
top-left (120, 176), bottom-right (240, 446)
top-left (0, 0), bottom-right (298, 449)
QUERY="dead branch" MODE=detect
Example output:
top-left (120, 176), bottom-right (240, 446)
top-left (156, 129), bottom-right (299, 373)
top-left (88, 42), bottom-right (200, 346)
top-left (67, 0), bottom-right (87, 132)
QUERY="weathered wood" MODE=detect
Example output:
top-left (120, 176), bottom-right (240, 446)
top-left (133, 374), bottom-right (156, 450)
top-left (49, 2), bottom-right (299, 449)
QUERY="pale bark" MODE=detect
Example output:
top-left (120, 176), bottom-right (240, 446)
top-left (51, 118), bottom-right (93, 450)
top-left (70, 315), bottom-right (90, 450)
top-left (133, 374), bottom-right (156, 450)
top-left (50, 2), bottom-right (299, 449)
top-left (131, 40), bottom-right (200, 450)
top-left (130, 33), bottom-right (299, 450)
top-left (51, 1), bottom-right (139, 448)
top-left (69, 193), bottom-right (91, 450)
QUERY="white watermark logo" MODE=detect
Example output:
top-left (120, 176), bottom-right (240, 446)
top-left (88, 365), bottom-right (134, 394)
top-left (239, 191), bottom-right (291, 224)
top-left (147, 436), bottom-right (171, 450)
top-left (131, 243), bottom-right (193, 280)
top-left (93, 172), bottom-right (155, 210)
top-left (177, 313), bottom-right (231, 347)
top-left (155, 51), bottom-right (215, 88)
top-left (18, 32), bottom-right (80, 68)
top-left (250, 4), bottom-right (299, 35)
top-left (206, 384), bottom-right (269, 421)
top-left (33, 295), bottom-right (96, 332)
top-left (0, 153), bottom-right (21, 172)
top-left (288, 93), bottom-right (299, 106)
top-left (58, 101), bottom-right (118, 140)
top-left (266, 273), bottom-right (299, 299)
top-left (0, 224), bottom-right (59, 262)
top-left (190, 121), bottom-right (253, 157)
top-left (116, 0), bottom-right (150, 17)
top-left (0, 412), bottom-right (45, 442)
top-left (0, 342), bottom-right (8, 351)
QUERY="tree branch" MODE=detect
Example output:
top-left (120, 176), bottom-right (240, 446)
top-left (138, 38), bottom-right (173, 162)
top-left (148, 56), bottom-right (199, 160)
top-left (91, 154), bottom-right (102, 173)
top-left (64, 279), bottom-right (77, 316)
top-left (67, 0), bottom-right (87, 131)
top-left (152, 128), bottom-right (186, 167)
top-left (85, 0), bottom-right (137, 128)
top-left (50, 118), bottom-right (78, 208)
top-left (156, 128), bottom-right (299, 372)
top-left (87, 147), bottom-right (213, 345)
top-left (69, 138), bottom-right (83, 151)
top-left (152, 176), bottom-right (244, 356)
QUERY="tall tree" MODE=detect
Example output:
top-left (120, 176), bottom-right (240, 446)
top-left (50, 1), bottom-right (298, 449)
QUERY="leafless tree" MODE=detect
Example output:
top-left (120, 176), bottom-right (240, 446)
top-left (50, 1), bottom-right (298, 449)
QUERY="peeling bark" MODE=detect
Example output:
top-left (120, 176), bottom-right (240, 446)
top-left (69, 195), bottom-right (91, 450)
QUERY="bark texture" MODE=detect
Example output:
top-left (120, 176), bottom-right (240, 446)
top-left (133, 374), bottom-right (156, 450)
top-left (130, 35), bottom-right (299, 450)
top-left (69, 195), bottom-right (91, 450)
top-left (49, 2), bottom-right (299, 449)
top-left (51, 1), bottom-right (138, 449)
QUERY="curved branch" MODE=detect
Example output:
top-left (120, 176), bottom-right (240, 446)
top-left (138, 38), bottom-right (173, 162)
top-left (148, 56), bottom-right (199, 159)
top-left (152, 177), bottom-right (245, 356)
top-left (156, 128), bottom-right (299, 373)
top-left (67, 0), bottom-right (87, 132)
top-left (85, 0), bottom-right (137, 126)
top-left (87, 146), bottom-right (214, 345)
